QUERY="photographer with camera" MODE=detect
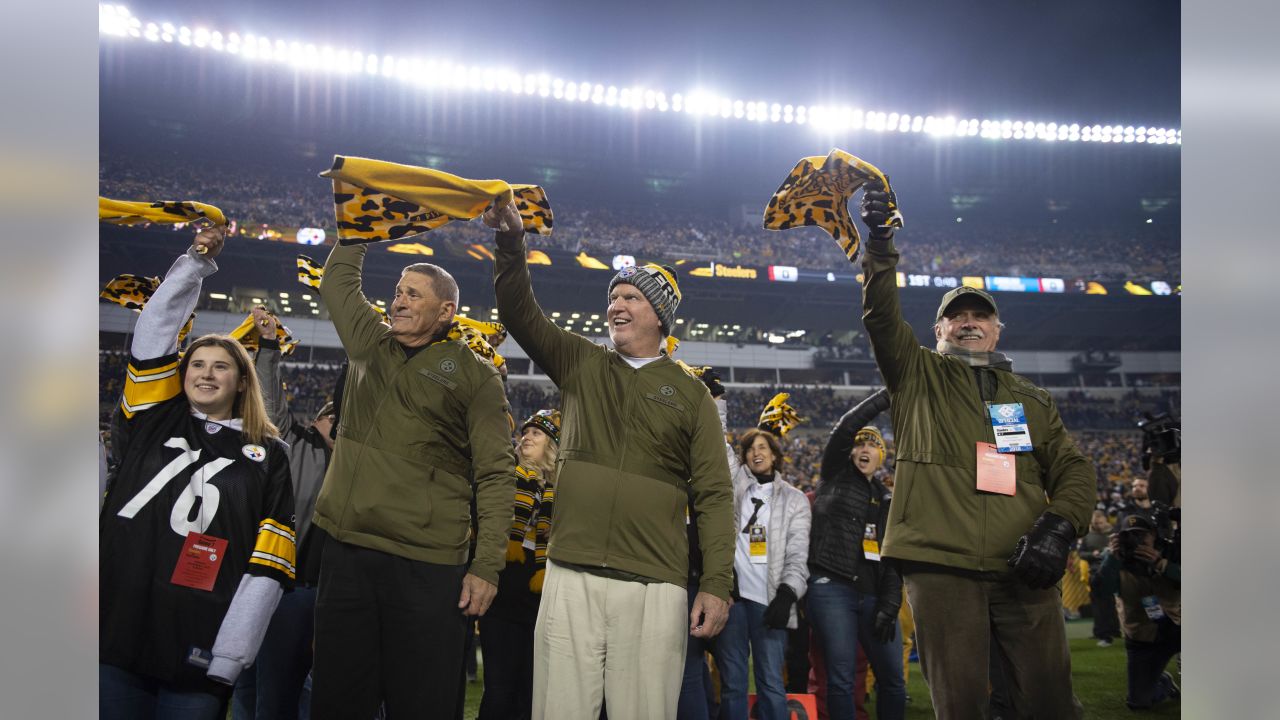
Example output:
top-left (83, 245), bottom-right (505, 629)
top-left (1095, 513), bottom-right (1181, 710)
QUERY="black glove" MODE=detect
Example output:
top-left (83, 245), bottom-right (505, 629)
top-left (872, 605), bottom-right (898, 644)
top-left (762, 583), bottom-right (797, 629)
top-left (859, 181), bottom-right (898, 241)
top-left (1007, 512), bottom-right (1078, 589)
top-left (700, 367), bottom-right (726, 398)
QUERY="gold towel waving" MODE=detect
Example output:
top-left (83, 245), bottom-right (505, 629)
top-left (99, 197), bottom-right (228, 227)
top-left (320, 155), bottom-right (553, 244)
top-left (100, 273), bottom-right (196, 343)
top-left (762, 149), bottom-right (903, 263)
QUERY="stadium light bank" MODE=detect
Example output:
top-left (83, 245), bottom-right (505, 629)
top-left (99, 4), bottom-right (1181, 148)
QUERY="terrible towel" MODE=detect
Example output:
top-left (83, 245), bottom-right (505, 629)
top-left (100, 273), bottom-right (196, 343)
top-left (296, 255), bottom-right (323, 290)
top-left (99, 196), bottom-right (228, 227)
top-left (228, 312), bottom-right (299, 356)
top-left (448, 322), bottom-right (505, 369)
top-left (762, 149), bottom-right (903, 263)
top-left (758, 392), bottom-right (804, 438)
top-left (456, 315), bottom-right (508, 349)
top-left (320, 155), bottom-right (553, 244)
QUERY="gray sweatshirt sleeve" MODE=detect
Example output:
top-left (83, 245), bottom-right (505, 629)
top-left (206, 575), bottom-right (284, 684)
top-left (254, 339), bottom-right (291, 429)
top-left (715, 397), bottom-right (741, 473)
top-left (132, 246), bottom-right (218, 361)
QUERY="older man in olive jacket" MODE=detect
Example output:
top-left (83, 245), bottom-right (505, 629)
top-left (486, 202), bottom-right (735, 720)
top-left (858, 185), bottom-right (1096, 720)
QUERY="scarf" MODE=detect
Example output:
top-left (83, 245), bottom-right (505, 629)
top-left (320, 155), bottom-right (553, 244)
top-left (100, 273), bottom-right (196, 343)
top-left (937, 341), bottom-right (1014, 371)
top-left (99, 196), bottom-right (228, 227)
top-left (508, 465), bottom-right (554, 569)
top-left (762, 149), bottom-right (904, 263)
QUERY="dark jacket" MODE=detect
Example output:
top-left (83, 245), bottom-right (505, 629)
top-left (808, 389), bottom-right (901, 611)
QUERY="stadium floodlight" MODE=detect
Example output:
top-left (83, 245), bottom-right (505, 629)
top-left (98, 5), bottom-right (1180, 150)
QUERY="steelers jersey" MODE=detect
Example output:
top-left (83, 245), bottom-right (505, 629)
top-left (100, 352), bottom-right (296, 692)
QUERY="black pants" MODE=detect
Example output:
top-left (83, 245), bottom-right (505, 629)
top-left (311, 540), bottom-right (467, 720)
top-left (477, 615), bottom-right (535, 720)
top-left (1125, 620), bottom-right (1180, 709)
top-left (1090, 588), bottom-right (1121, 642)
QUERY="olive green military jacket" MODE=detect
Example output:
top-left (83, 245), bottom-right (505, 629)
top-left (314, 242), bottom-right (517, 585)
top-left (861, 236), bottom-right (1096, 572)
top-left (493, 232), bottom-right (736, 600)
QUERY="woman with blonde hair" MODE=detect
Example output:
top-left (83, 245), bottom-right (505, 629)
top-left (100, 227), bottom-right (296, 720)
top-left (478, 409), bottom-right (561, 720)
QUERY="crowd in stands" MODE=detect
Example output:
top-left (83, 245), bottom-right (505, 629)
top-left (100, 351), bottom-right (1178, 437)
top-left (100, 155), bottom-right (1180, 284)
top-left (99, 350), bottom-right (1170, 521)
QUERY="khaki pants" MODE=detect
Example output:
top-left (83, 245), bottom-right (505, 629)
top-left (904, 567), bottom-right (1084, 720)
top-left (532, 561), bottom-right (688, 720)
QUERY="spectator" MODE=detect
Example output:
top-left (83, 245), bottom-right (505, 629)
top-left (100, 228), bottom-right (295, 719)
top-left (309, 238), bottom-right (517, 720)
top-left (859, 184), bottom-right (1095, 719)
top-left (488, 201), bottom-right (735, 719)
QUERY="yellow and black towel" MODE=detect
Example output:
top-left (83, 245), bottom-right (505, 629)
top-left (762, 149), bottom-right (903, 263)
top-left (229, 312), bottom-right (299, 356)
top-left (100, 273), bottom-right (195, 343)
top-left (448, 322), bottom-right (505, 369)
top-left (758, 392), bottom-right (804, 438)
top-left (456, 315), bottom-right (508, 349)
top-left (99, 196), bottom-right (228, 227)
top-left (320, 155), bottom-right (553, 244)
top-left (297, 255), bottom-right (323, 289)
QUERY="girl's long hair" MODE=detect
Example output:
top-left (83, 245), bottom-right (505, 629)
top-left (180, 334), bottom-right (279, 446)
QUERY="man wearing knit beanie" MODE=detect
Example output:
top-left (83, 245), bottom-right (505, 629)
top-left (486, 202), bottom-right (734, 720)
top-left (607, 263), bottom-right (682, 350)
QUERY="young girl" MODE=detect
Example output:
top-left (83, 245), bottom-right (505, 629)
top-left (100, 227), bottom-right (296, 719)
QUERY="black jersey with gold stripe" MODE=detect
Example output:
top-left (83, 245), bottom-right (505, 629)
top-left (100, 351), bottom-right (295, 693)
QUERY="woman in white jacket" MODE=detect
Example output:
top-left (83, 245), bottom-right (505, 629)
top-left (711, 391), bottom-right (812, 720)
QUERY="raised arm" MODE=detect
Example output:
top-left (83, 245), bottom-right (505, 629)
top-left (821, 388), bottom-right (890, 480)
top-left (859, 187), bottom-right (920, 392)
top-left (318, 242), bottom-right (390, 358)
top-left (702, 368), bottom-right (741, 474)
top-left (486, 203), bottom-right (593, 386)
top-left (131, 227), bottom-right (223, 361)
top-left (251, 308), bottom-right (291, 430)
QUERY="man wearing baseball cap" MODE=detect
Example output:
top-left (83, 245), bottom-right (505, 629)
top-left (1094, 514), bottom-right (1181, 710)
top-left (485, 201), bottom-right (735, 720)
top-left (858, 184), bottom-right (1096, 719)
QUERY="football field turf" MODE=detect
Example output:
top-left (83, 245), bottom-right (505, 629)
top-left (458, 619), bottom-right (1180, 719)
